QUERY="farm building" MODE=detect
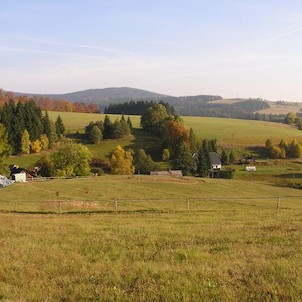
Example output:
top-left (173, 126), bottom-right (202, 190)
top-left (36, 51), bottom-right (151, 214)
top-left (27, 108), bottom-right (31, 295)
top-left (12, 172), bottom-right (27, 183)
top-left (209, 152), bottom-right (222, 170)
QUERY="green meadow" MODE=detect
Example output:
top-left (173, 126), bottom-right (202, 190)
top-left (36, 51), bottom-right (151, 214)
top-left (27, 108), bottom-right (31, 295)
top-left (2, 111), bottom-right (302, 301)
top-left (0, 177), bottom-right (302, 301)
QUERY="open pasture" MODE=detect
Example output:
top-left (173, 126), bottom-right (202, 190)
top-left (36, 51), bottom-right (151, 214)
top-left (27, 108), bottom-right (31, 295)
top-left (49, 111), bottom-right (302, 146)
top-left (0, 176), bottom-right (301, 301)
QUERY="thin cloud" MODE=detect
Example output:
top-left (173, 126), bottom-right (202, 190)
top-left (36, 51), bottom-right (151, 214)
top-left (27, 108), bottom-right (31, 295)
top-left (17, 35), bottom-right (135, 56)
top-left (0, 46), bottom-right (108, 60)
top-left (253, 25), bottom-right (302, 45)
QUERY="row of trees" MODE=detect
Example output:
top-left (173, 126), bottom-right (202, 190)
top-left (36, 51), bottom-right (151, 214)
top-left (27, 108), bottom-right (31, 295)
top-left (85, 115), bottom-right (133, 144)
top-left (265, 138), bottom-right (302, 159)
top-left (0, 101), bottom-right (65, 154)
top-left (104, 100), bottom-right (175, 115)
top-left (0, 90), bottom-right (100, 113)
top-left (284, 112), bottom-right (302, 130)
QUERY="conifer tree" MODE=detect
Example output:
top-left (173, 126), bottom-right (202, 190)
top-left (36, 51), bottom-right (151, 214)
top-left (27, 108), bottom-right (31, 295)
top-left (0, 124), bottom-right (11, 175)
top-left (103, 115), bottom-right (114, 139)
top-left (55, 115), bottom-right (65, 139)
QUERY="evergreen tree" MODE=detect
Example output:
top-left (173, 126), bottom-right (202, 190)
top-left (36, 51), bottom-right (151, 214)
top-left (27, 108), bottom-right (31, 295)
top-left (55, 115), bottom-right (65, 139)
top-left (127, 116), bottom-right (133, 132)
top-left (90, 125), bottom-right (102, 144)
top-left (221, 150), bottom-right (228, 165)
top-left (0, 124), bottom-right (11, 175)
top-left (197, 147), bottom-right (208, 177)
top-left (172, 142), bottom-right (195, 175)
top-left (134, 149), bottom-right (157, 174)
top-left (229, 152), bottom-right (236, 164)
top-left (189, 128), bottom-right (198, 152)
top-left (103, 115), bottom-right (115, 139)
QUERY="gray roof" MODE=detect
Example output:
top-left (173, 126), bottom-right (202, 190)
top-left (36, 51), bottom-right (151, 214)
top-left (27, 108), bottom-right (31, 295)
top-left (209, 152), bottom-right (221, 165)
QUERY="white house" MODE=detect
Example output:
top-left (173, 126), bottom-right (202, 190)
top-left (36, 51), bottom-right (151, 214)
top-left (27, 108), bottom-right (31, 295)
top-left (209, 152), bottom-right (222, 170)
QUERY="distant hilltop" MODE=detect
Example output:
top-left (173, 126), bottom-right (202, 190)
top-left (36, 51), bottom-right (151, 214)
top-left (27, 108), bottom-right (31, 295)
top-left (5, 86), bottom-right (301, 118)
top-left (11, 87), bottom-right (171, 105)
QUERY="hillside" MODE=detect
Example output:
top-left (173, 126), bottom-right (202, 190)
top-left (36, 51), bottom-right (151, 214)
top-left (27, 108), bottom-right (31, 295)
top-left (12, 87), bottom-right (171, 108)
top-left (8, 87), bottom-right (276, 118)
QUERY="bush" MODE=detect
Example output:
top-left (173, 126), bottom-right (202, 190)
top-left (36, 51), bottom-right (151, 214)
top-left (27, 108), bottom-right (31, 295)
top-left (214, 169), bottom-right (235, 179)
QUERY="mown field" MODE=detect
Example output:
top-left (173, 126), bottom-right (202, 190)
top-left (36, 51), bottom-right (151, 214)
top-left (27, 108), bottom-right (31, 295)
top-left (0, 177), bottom-right (301, 301)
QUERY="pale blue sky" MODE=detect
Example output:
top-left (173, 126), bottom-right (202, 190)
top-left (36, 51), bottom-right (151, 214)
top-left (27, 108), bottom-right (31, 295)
top-left (1, 0), bottom-right (302, 101)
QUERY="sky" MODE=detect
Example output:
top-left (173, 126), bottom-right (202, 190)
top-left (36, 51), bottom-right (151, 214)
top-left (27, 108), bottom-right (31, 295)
top-left (1, 0), bottom-right (302, 101)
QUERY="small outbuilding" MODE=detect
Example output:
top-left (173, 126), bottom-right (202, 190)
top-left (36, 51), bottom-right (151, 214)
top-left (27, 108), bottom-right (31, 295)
top-left (12, 172), bottom-right (27, 183)
top-left (209, 152), bottom-right (222, 170)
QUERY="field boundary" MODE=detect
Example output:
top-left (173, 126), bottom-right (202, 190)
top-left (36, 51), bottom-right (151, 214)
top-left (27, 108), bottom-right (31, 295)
top-left (1, 195), bottom-right (301, 214)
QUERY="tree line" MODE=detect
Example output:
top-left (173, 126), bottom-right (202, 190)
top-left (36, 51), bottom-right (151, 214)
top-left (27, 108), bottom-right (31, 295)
top-left (0, 90), bottom-right (100, 114)
top-left (85, 115), bottom-right (133, 144)
top-left (104, 100), bottom-right (175, 116)
top-left (0, 100), bottom-right (65, 155)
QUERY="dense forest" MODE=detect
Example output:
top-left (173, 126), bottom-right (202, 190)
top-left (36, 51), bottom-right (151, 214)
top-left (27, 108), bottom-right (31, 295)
top-left (0, 100), bottom-right (65, 155)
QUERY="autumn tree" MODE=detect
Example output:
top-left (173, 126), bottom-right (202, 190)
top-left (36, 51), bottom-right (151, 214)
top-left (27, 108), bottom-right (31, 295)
top-left (51, 143), bottom-right (91, 177)
top-left (163, 120), bottom-right (189, 154)
top-left (31, 139), bottom-right (42, 153)
top-left (40, 134), bottom-right (49, 150)
top-left (110, 145), bottom-right (134, 175)
top-left (21, 129), bottom-right (31, 154)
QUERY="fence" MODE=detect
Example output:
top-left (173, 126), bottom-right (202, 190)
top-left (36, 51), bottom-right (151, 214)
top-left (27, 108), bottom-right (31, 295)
top-left (0, 195), bottom-right (301, 214)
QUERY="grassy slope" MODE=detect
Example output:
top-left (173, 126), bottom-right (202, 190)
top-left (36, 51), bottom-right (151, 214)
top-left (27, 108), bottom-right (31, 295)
top-left (49, 111), bottom-right (302, 145)
top-left (0, 177), bottom-right (301, 301)
top-left (8, 111), bottom-right (302, 169)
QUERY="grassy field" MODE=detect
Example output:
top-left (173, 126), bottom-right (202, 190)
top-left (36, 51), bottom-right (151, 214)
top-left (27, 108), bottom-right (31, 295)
top-left (0, 176), bottom-right (301, 301)
top-left (3, 112), bottom-right (302, 300)
top-left (49, 111), bottom-right (302, 146)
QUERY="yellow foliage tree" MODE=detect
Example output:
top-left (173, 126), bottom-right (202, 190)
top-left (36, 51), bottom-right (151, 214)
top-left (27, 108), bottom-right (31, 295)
top-left (21, 129), bottom-right (31, 154)
top-left (40, 134), bottom-right (49, 150)
top-left (110, 145), bottom-right (134, 175)
top-left (31, 139), bottom-right (42, 153)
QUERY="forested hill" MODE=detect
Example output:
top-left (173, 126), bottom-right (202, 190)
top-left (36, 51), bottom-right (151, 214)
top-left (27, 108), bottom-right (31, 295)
top-left (8, 87), bottom-right (271, 119)
top-left (12, 87), bottom-right (170, 107)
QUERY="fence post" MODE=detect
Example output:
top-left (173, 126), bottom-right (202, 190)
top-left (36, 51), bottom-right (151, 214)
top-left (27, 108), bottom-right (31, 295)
top-left (58, 201), bottom-right (61, 214)
top-left (115, 198), bottom-right (118, 211)
top-left (14, 201), bottom-right (17, 212)
top-left (276, 197), bottom-right (280, 210)
top-left (186, 197), bottom-right (190, 210)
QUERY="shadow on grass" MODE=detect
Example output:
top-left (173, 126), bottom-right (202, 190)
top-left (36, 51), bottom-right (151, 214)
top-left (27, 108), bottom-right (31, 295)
top-left (246, 146), bottom-right (268, 159)
top-left (66, 132), bottom-right (87, 143)
top-left (127, 129), bottom-right (163, 160)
